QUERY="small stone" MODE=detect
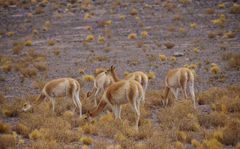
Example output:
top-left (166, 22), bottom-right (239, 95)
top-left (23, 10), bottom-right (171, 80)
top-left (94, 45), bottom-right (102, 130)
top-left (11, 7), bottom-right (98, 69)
top-left (173, 52), bottom-right (184, 57)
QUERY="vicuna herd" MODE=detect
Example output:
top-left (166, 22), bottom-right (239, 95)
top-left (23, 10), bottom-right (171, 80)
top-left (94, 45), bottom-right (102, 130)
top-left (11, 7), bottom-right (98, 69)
top-left (22, 66), bottom-right (196, 130)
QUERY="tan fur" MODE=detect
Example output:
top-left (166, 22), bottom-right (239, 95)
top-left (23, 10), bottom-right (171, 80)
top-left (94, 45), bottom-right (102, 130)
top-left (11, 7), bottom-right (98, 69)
top-left (110, 67), bottom-right (148, 103)
top-left (88, 71), bottom-right (114, 106)
top-left (88, 80), bottom-right (144, 130)
top-left (162, 68), bottom-right (196, 109)
top-left (24, 78), bottom-right (82, 116)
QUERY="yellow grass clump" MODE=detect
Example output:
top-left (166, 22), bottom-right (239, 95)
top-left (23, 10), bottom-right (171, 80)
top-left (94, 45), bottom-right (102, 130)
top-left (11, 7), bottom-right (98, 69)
top-left (179, 0), bottom-right (191, 5)
top-left (6, 31), bottom-right (15, 37)
top-left (175, 141), bottom-right (185, 149)
top-left (98, 36), bottom-right (105, 44)
top-left (84, 13), bottom-right (92, 20)
top-left (164, 42), bottom-right (175, 49)
top-left (119, 15), bottom-right (126, 20)
top-left (190, 22), bottom-right (198, 29)
top-left (0, 122), bottom-right (11, 133)
top-left (159, 54), bottom-right (167, 61)
top-left (83, 75), bottom-right (95, 82)
top-left (210, 64), bottom-right (220, 75)
top-left (147, 71), bottom-right (156, 80)
top-left (141, 31), bottom-right (149, 38)
top-left (230, 3), bottom-right (240, 14)
top-left (29, 129), bottom-right (43, 140)
top-left (85, 34), bottom-right (94, 42)
top-left (191, 139), bottom-right (202, 148)
top-left (218, 3), bottom-right (225, 9)
top-left (80, 136), bottom-right (93, 145)
top-left (203, 138), bottom-right (222, 149)
top-left (0, 134), bottom-right (16, 149)
top-left (193, 47), bottom-right (200, 53)
top-left (179, 27), bottom-right (186, 33)
top-left (168, 56), bottom-right (177, 62)
top-left (48, 39), bottom-right (56, 46)
top-left (24, 40), bottom-right (33, 46)
top-left (176, 131), bottom-right (187, 142)
top-left (128, 33), bottom-right (137, 40)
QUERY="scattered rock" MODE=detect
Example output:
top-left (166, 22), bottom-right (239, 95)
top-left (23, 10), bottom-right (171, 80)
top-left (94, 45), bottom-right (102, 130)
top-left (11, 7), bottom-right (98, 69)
top-left (173, 52), bottom-right (184, 57)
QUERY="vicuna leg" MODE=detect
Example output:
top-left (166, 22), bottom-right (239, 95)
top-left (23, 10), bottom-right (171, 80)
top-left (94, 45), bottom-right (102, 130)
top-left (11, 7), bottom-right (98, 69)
top-left (49, 97), bottom-right (55, 113)
top-left (94, 88), bottom-right (101, 106)
top-left (189, 83), bottom-right (196, 109)
top-left (170, 88), bottom-right (179, 101)
top-left (74, 90), bottom-right (82, 117)
top-left (116, 105), bottom-right (121, 119)
top-left (132, 100), bottom-right (140, 130)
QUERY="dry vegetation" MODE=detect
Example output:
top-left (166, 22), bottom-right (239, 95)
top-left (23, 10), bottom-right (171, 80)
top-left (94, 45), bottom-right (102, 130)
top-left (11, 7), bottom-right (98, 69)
top-left (0, 0), bottom-right (240, 148)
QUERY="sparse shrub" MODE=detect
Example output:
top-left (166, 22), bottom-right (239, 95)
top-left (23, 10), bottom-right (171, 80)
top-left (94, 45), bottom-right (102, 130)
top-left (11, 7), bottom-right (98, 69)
top-left (12, 42), bottom-right (24, 54)
top-left (210, 65), bottom-right (220, 75)
top-left (130, 8), bottom-right (138, 15)
top-left (0, 134), bottom-right (16, 149)
top-left (147, 71), bottom-right (156, 80)
top-left (81, 123), bottom-right (97, 135)
top-left (34, 63), bottom-right (47, 71)
top-left (15, 123), bottom-right (30, 137)
top-left (176, 141), bottom-right (185, 149)
top-left (208, 32), bottom-right (217, 38)
top-left (29, 129), bottom-right (43, 140)
top-left (198, 112), bottom-right (228, 128)
top-left (128, 33), bottom-right (137, 40)
top-left (230, 3), bottom-right (240, 14)
top-left (83, 75), bottom-right (94, 82)
top-left (164, 42), bottom-right (175, 49)
top-left (24, 40), bottom-right (33, 46)
top-left (193, 47), bottom-right (199, 53)
top-left (222, 119), bottom-right (240, 146)
top-left (218, 3), bottom-right (225, 9)
top-left (80, 136), bottom-right (93, 145)
top-left (206, 8), bottom-right (215, 14)
top-left (190, 22), bottom-right (198, 29)
top-left (98, 36), bottom-right (105, 44)
top-left (176, 131), bottom-right (187, 142)
top-left (0, 122), bottom-right (11, 133)
top-left (119, 15), bottom-right (126, 20)
top-left (85, 34), bottom-right (94, 42)
top-left (6, 31), bottom-right (15, 37)
top-left (141, 31), bottom-right (149, 38)
top-left (48, 39), bottom-right (56, 46)
top-left (168, 56), bottom-right (176, 62)
top-left (159, 54), bottom-right (167, 61)
top-left (203, 138), bottom-right (223, 149)
top-left (224, 31), bottom-right (236, 38)
top-left (191, 139), bottom-right (202, 148)
top-left (53, 48), bottom-right (61, 56)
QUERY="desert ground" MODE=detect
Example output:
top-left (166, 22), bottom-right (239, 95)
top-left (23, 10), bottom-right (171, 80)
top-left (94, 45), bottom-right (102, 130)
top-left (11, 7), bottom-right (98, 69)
top-left (0, 0), bottom-right (240, 149)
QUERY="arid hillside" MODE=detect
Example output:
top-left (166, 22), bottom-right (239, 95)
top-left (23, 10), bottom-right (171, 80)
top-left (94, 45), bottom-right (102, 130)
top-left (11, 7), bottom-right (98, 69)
top-left (0, 0), bottom-right (240, 149)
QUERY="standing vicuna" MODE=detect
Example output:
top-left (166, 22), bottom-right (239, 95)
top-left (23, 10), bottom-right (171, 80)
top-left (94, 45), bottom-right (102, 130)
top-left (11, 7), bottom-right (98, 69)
top-left (87, 68), bottom-right (114, 106)
top-left (22, 78), bottom-right (82, 117)
top-left (87, 80), bottom-right (144, 130)
top-left (161, 67), bottom-right (196, 109)
top-left (110, 66), bottom-right (148, 103)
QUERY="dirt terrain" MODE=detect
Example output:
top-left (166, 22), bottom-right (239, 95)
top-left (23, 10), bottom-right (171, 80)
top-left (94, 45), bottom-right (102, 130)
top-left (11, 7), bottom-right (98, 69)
top-left (0, 0), bottom-right (240, 149)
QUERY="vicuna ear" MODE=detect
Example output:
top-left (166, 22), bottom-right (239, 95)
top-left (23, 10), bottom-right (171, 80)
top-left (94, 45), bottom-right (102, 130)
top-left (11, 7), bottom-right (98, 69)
top-left (110, 65), bottom-right (115, 71)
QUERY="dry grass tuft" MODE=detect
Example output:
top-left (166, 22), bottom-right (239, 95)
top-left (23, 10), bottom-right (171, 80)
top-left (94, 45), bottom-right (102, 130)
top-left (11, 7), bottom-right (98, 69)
top-left (190, 22), bottom-right (198, 29)
top-left (164, 42), bottom-right (175, 49)
top-left (98, 36), bottom-right (105, 44)
top-left (15, 123), bottom-right (30, 137)
top-left (0, 122), bottom-right (11, 133)
top-left (141, 31), bottom-right (149, 38)
top-left (85, 34), bottom-right (94, 42)
top-left (147, 71), bottom-right (156, 80)
top-left (48, 39), bottom-right (56, 46)
top-left (83, 74), bottom-right (95, 82)
top-left (24, 40), bottom-right (33, 46)
top-left (222, 119), bottom-right (240, 146)
top-left (159, 54), bottom-right (167, 61)
top-left (175, 141), bottom-right (185, 149)
top-left (80, 136), bottom-right (93, 145)
top-left (203, 138), bottom-right (223, 149)
top-left (230, 3), bottom-right (240, 14)
top-left (0, 134), bottom-right (16, 149)
top-left (128, 33), bottom-right (137, 40)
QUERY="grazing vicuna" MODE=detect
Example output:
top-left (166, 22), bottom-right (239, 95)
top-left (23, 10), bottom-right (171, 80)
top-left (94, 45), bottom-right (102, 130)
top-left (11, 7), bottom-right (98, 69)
top-left (110, 66), bottom-right (148, 103)
top-left (87, 80), bottom-right (144, 130)
top-left (22, 78), bottom-right (82, 116)
top-left (161, 67), bottom-right (196, 109)
top-left (87, 68), bottom-right (114, 106)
